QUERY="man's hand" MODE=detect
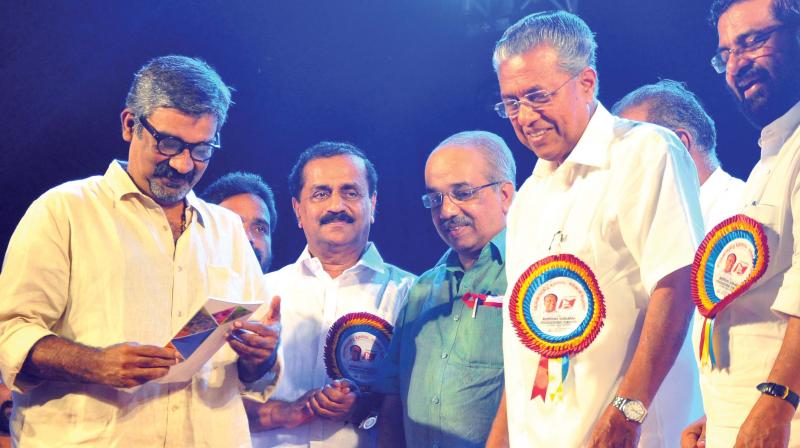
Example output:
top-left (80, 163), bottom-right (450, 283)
top-left (245, 390), bottom-right (318, 431)
top-left (734, 395), bottom-right (792, 448)
top-left (95, 343), bottom-right (179, 388)
top-left (230, 296), bottom-right (281, 382)
top-left (309, 379), bottom-right (360, 421)
top-left (586, 405), bottom-right (641, 448)
top-left (681, 415), bottom-right (706, 448)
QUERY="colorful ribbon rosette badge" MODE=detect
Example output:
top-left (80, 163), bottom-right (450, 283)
top-left (509, 254), bottom-right (605, 402)
top-left (324, 312), bottom-right (393, 389)
top-left (692, 214), bottom-right (769, 368)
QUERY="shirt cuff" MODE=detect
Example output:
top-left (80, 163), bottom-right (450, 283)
top-left (0, 324), bottom-right (55, 393)
top-left (241, 353), bottom-right (282, 404)
top-left (771, 283), bottom-right (800, 318)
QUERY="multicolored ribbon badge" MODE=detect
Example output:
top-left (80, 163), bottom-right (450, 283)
top-left (691, 214), bottom-right (769, 368)
top-left (323, 312), bottom-right (393, 388)
top-left (509, 254), bottom-right (605, 401)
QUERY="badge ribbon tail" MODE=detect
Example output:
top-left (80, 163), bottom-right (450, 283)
top-left (547, 356), bottom-right (569, 402)
top-left (698, 317), bottom-right (717, 368)
top-left (531, 355), bottom-right (549, 401)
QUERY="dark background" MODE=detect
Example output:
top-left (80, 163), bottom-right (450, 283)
top-left (0, 0), bottom-right (760, 275)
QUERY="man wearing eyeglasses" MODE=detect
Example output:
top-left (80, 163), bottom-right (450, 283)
top-left (248, 142), bottom-right (415, 448)
top-left (486, 11), bottom-right (704, 448)
top-left (374, 131), bottom-right (514, 448)
top-left (680, 1), bottom-right (800, 447)
top-left (0, 56), bottom-right (281, 447)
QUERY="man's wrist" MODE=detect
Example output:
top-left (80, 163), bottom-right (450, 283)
top-left (757, 382), bottom-right (799, 410)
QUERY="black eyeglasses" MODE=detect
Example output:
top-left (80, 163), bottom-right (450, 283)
top-left (137, 116), bottom-right (220, 162)
top-left (711, 23), bottom-right (788, 74)
top-left (421, 182), bottom-right (501, 209)
top-left (494, 71), bottom-right (582, 119)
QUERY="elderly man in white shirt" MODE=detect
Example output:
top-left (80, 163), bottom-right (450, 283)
top-left (0, 56), bottom-right (280, 447)
top-left (485, 11), bottom-right (704, 448)
top-left (612, 79), bottom-right (745, 447)
top-left (613, 79), bottom-right (746, 232)
top-left (681, 0), bottom-right (800, 447)
top-left (247, 142), bottom-right (415, 448)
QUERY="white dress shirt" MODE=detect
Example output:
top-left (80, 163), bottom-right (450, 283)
top-left (700, 167), bottom-right (747, 232)
top-left (694, 100), bottom-right (800, 447)
top-left (503, 104), bottom-right (704, 447)
top-left (0, 161), bottom-right (277, 447)
top-left (251, 243), bottom-right (415, 448)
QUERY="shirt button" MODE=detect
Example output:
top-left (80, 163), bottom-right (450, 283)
top-left (431, 397), bottom-right (439, 405)
top-left (177, 266), bottom-right (183, 272)
top-left (177, 311), bottom-right (183, 318)
top-left (440, 352), bottom-right (448, 359)
top-left (163, 225), bottom-right (169, 232)
top-left (171, 405), bottom-right (179, 412)
top-left (453, 314), bottom-right (460, 321)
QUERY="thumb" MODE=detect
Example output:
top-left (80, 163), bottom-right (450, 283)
top-left (261, 295), bottom-right (281, 324)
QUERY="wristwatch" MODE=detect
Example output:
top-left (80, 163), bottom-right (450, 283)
top-left (757, 382), bottom-right (800, 409)
top-left (611, 396), bottom-right (647, 423)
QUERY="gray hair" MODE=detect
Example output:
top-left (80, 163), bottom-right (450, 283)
top-left (493, 10), bottom-right (598, 94)
top-left (611, 79), bottom-right (718, 161)
top-left (434, 130), bottom-right (517, 187)
top-left (125, 55), bottom-right (233, 132)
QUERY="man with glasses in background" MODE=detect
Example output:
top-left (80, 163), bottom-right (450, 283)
top-left (485, 11), bottom-right (704, 447)
top-left (0, 55), bottom-right (281, 447)
top-left (681, 1), bottom-right (800, 447)
top-left (375, 131), bottom-right (514, 448)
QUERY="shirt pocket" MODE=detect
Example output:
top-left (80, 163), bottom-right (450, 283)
top-left (450, 304), bottom-right (504, 368)
top-left (744, 203), bottom-right (783, 279)
top-left (206, 264), bottom-right (244, 300)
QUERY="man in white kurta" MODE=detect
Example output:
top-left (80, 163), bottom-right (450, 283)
top-left (689, 1), bottom-right (800, 445)
top-left (0, 56), bottom-right (280, 447)
top-left (486, 11), bottom-right (704, 448)
top-left (248, 142), bottom-right (415, 448)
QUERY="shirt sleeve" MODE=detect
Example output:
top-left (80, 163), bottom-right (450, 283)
top-left (371, 283), bottom-right (416, 396)
top-left (771, 175), bottom-right (800, 317)
top-left (614, 127), bottom-right (704, 294)
top-left (0, 193), bottom-right (71, 392)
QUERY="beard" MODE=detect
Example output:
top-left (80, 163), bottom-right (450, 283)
top-left (148, 160), bottom-right (197, 204)
top-left (729, 58), bottom-right (800, 128)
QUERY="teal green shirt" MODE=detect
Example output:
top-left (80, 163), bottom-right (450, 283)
top-left (377, 230), bottom-right (506, 448)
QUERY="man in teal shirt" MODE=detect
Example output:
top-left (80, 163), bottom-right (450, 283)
top-left (376, 131), bottom-right (515, 447)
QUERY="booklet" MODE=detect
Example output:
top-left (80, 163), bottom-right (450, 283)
top-left (156, 297), bottom-right (260, 384)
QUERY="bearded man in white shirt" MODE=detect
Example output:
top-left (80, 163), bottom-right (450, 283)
top-left (247, 142), bottom-right (415, 448)
top-left (485, 11), bottom-right (705, 448)
top-left (681, 0), bottom-right (800, 447)
top-left (0, 56), bottom-right (281, 447)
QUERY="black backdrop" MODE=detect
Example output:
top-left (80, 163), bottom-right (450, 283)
top-left (1, 1), bottom-right (760, 275)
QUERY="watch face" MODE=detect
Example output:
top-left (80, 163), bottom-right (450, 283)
top-left (622, 400), bottom-right (647, 422)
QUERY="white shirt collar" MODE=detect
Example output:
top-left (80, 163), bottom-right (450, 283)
top-left (297, 242), bottom-right (385, 277)
top-left (532, 102), bottom-right (614, 178)
top-left (759, 99), bottom-right (800, 158)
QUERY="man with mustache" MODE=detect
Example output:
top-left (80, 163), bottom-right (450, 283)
top-left (682, 1), bottom-right (800, 447)
top-left (202, 172), bottom-right (278, 273)
top-left (248, 142), bottom-right (415, 448)
top-left (375, 131), bottom-right (514, 448)
top-left (0, 56), bottom-right (281, 446)
top-left (486, 11), bottom-right (704, 448)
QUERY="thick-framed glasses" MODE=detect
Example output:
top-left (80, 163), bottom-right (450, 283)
top-left (711, 23), bottom-right (787, 74)
top-left (137, 116), bottom-right (221, 162)
top-left (421, 181), bottom-right (501, 209)
top-left (494, 71), bottom-right (581, 119)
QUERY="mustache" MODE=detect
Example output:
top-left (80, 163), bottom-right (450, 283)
top-left (442, 215), bottom-right (472, 230)
top-left (153, 160), bottom-right (194, 182)
top-left (320, 211), bottom-right (355, 225)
